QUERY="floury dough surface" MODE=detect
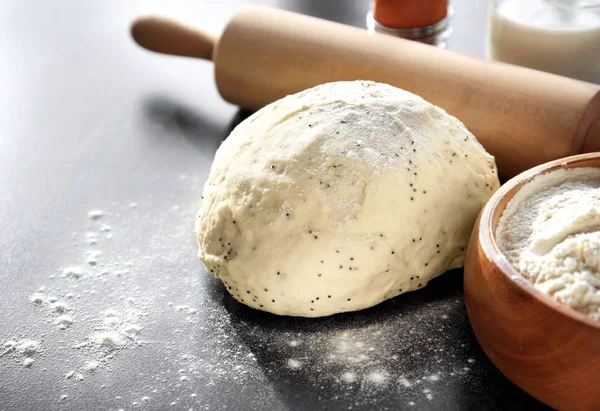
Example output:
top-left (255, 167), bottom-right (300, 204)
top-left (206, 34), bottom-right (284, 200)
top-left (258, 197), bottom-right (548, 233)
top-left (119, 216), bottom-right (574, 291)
top-left (195, 81), bottom-right (500, 317)
top-left (497, 168), bottom-right (600, 321)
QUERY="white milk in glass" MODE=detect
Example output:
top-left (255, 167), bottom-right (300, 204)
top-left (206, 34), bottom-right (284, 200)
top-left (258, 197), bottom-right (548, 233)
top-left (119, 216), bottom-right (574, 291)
top-left (487, 0), bottom-right (600, 84)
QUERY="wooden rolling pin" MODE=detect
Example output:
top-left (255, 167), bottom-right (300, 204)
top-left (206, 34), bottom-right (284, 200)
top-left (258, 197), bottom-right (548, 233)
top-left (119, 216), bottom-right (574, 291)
top-left (130, 4), bottom-right (600, 177)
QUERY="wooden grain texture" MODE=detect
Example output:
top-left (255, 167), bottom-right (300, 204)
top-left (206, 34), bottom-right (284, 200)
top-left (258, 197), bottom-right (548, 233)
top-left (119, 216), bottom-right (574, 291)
top-left (130, 4), bottom-right (600, 177)
top-left (213, 5), bottom-right (600, 177)
top-left (130, 15), bottom-right (215, 60)
top-left (464, 153), bottom-right (600, 411)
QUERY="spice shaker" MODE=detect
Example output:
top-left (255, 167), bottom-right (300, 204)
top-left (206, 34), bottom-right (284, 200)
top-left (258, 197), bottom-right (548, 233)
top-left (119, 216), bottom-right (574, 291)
top-left (487, 0), bottom-right (600, 84)
top-left (366, 0), bottom-right (453, 47)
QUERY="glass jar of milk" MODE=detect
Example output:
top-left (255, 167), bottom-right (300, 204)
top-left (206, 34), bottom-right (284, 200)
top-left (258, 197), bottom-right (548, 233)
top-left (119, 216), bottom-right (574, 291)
top-left (486, 0), bottom-right (600, 84)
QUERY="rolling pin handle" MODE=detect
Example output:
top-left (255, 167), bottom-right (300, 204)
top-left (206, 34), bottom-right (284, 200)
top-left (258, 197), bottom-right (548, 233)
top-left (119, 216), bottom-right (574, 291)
top-left (130, 15), bottom-right (216, 61)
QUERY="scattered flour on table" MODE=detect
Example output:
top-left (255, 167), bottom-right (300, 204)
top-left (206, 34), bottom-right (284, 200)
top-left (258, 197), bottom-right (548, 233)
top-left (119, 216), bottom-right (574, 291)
top-left (1, 173), bottom-right (483, 409)
top-left (365, 371), bottom-right (388, 385)
top-left (55, 315), bottom-right (74, 329)
top-left (1, 205), bottom-right (153, 378)
top-left (1, 339), bottom-right (41, 368)
top-left (18, 340), bottom-right (40, 356)
top-left (87, 210), bottom-right (105, 220)
top-left (63, 266), bottom-right (85, 279)
top-left (399, 376), bottom-right (412, 387)
top-left (287, 359), bottom-right (302, 369)
top-left (85, 360), bottom-right (100, 372)
top-left (23, 357), bottom-right (35, 367)
top-left (277, 301), bottom-right (478, 406)
top-left (1, 184), bottom-right (267, 408)
top-left (341, 372), bottom-right (357, 383)
top-left (30, 293), bottom-right (45, 304)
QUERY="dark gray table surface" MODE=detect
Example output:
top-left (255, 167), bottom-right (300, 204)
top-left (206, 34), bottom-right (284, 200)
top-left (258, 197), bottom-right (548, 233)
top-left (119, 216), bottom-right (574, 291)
top-left (0, 1), bottom-right (549, 410)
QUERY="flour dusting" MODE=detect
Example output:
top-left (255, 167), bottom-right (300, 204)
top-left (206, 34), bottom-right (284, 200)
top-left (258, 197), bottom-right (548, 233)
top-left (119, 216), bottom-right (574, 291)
top-left (497, 167), bottom-right (600, 320)
top-left (1, 173), bottom-right (485, 409)
top-left (88, 210), bottom-right (105, 220)
top-left (287, 359), bottom-right (302, 369)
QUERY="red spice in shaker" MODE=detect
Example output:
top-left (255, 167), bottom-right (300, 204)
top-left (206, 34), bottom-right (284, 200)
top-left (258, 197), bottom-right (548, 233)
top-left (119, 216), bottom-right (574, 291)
top-left (367, 0), bottom-right (453, 47)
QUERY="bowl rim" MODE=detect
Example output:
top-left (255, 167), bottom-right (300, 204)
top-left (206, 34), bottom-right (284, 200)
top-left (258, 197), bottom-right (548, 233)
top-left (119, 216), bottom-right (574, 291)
top-left (479, 152), bottom-right (600, 331)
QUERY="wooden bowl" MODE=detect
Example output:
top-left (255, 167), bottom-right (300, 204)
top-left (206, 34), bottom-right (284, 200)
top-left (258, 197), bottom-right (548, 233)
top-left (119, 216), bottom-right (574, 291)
top-left (464, 153), bottom-right (600, 410)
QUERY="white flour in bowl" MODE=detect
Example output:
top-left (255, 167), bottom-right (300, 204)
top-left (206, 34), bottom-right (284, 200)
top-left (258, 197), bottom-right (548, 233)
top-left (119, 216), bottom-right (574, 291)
top-left (496, 167), bottom-right (600, 321)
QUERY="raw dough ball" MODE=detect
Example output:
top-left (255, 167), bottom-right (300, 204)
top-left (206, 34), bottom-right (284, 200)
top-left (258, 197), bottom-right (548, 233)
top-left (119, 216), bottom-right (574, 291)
top-left (196, 81), bottom-right (499, 317)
